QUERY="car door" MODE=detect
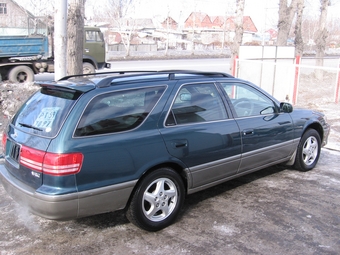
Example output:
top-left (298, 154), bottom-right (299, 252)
top-left (220, 81), bottom-right (295, 174)
top-left (159, 82), bottom-right (242, 191)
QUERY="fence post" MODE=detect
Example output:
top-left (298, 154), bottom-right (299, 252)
top-left (336, 58), bottom-right (340, 104)
top-left (232, 55), bottom-right (238, 77)
top-left (292, 55), bottom-right (301, 105)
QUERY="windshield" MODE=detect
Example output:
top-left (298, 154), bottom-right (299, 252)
top-left (12, 87), bottom-right (81, 137)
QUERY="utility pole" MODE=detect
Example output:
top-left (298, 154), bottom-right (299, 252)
top-left (54, 0), bottom-right (68, 81)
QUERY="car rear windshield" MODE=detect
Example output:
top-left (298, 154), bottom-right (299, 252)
top-left (12, 87), bottom-right (81, 138)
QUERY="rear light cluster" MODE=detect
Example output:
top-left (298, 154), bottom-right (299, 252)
top-left (20, 145), bottom-right (83, 176)
top-left (1, 133), bottom-right (7, 153)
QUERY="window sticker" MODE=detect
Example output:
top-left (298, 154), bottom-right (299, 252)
top-left (33, 107), bottom-right (60, 131)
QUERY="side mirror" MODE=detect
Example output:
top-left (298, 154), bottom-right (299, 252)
top-left (280, 102), bottom-right (293, 113)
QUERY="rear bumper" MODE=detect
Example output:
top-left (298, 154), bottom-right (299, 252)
top-left (0, 162), bottom-right (136, 220)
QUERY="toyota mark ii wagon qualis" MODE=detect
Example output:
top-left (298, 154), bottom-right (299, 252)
top-left (0, 71), bottom-right (330, 231)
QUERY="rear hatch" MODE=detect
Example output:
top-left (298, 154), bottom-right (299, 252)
top-left (3, 84), bottom-right (84, 189)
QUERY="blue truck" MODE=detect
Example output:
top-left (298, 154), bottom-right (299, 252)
top-left (0, 27), bottom-right (110, 82)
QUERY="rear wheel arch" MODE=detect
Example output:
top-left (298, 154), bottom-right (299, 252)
top-left (128, 162), bottom-right (189, 203)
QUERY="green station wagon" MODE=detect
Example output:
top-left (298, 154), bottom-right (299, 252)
top-left (0, 71), bottom-right (330, 231)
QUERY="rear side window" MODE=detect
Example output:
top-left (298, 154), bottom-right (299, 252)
top-left (12, 88), bottom-right (81, 137)
top-left (75, 86), bottom-right (166, 136)
top-left (166, 83), bottom-right (228, 126)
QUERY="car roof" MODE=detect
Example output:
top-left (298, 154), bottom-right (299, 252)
top-left (35, 70), bottom-right (235, 93)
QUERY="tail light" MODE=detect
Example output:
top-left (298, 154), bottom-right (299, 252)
top-left (20, 145), bottom-right (83, 176)
top-left (1, 133), bottom-right (7, 153)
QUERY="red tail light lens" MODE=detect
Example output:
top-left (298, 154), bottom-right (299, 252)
top-left (43, 152), bottom-right (83, 176)
top-left (1, 133), bottom-right (7, 153)
top-left (20, 146), bottom-right (45, 172)
top-left (20, 145), bottom-right (83, 176)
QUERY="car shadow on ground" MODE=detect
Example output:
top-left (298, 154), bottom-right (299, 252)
top-left (74, 164), bottom-right (288, 230)
top-left (180, 164), bottom-right (288, 216)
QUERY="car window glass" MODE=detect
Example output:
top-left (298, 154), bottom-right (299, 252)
top-left (166, 83), bottom-right (227, 126)
top-left (75, 86), bottom-right (165, 136)
top-left (221, 82), bottom-right (275, 118)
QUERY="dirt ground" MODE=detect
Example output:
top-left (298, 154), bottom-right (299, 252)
top-left (0, 68), bottom-right (339, 255)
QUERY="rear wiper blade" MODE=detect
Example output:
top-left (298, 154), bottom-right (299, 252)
top-left (19, 122), bottom-right (43, 131)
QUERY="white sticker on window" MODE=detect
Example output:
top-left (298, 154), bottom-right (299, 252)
top-left (33, 107), bottom-right (60, 130)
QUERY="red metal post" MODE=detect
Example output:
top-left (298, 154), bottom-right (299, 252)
top-left (232, 55), bottom-right (238, 77)
top-left (335, 59), bottom-right (340, 104)
top-left (292, 55), bottom-right (301, 105)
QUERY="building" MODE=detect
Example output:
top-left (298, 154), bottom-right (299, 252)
top-left (0, 0), bottom-right (47, 35)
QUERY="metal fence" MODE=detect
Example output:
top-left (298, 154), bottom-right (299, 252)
top-left (235, 57), bottom-right (340, 105)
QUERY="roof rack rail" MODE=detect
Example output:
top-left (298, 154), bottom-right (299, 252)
top-left (57, 70), bottom-right (234, 88)
top-left (156, 70), bottom-right (234, 79)
top-left (58, 70), bottom-right (233, 81)
top-left (58, 70), bottom-right (159, 81)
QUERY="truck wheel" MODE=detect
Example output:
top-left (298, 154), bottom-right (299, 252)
top-left (8, 65), bottom-right (34, 83)
top-left (83, 63), bottom-right (95, 74)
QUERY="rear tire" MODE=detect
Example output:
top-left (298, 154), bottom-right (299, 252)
top-left (294, 129), bottom-right (321, 171)
top-left (126, 167), bottom-right (185, 231)
top-left (8, 65), bottom-right (34, 83)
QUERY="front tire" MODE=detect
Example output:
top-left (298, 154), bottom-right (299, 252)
top-left (294, 129), bottom-right (321, 171)
top-left (8, 65), bottom-right (34, 83)
top-left (126, 167), bottom-right (185, 231)
top-left (83, 62), bottom-right (95, 74)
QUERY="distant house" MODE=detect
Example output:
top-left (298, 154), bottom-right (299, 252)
top-left (266, 28), bottom-right (278, 41)
top-left (225, 16), bottom-right (258, 33)
top-left (211, 16), bottom-right (226, 29)
top-left (0, 0), bottom-right (47, 35)
top-left (0, 0), bottom-right (33, 28)
top-left (161, 17), bottom-right (178, 30)
top-left (184, 12), bottom-right (212, 29)
top-left (108, 18), bottom-right (156, 46)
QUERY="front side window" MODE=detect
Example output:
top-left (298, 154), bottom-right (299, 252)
top-left (75, 86), bottom-right (165, 136)
top-left (0, 3), bottom-right (7, 14)
top-left (221, 83), bottom-right (276, 118)
top-left (166, 83), bottom-right (227, 126)
top-left (85, 31), bottom-right (103, 42)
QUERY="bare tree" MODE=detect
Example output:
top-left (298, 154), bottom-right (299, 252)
top-left (67, 0), bottom-right (85, 75)
top-left (294, 0), bottom-right (304, 56)
top-left (315, 0), bottom-right (329, 79)
top-left (230, 0), bottom-right (245, 74)
top-left (90, 0), bottom-right (136, 57)
top-left (277, 0), bottom-right (298, 46)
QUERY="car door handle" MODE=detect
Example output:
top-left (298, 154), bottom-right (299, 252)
top-left (175, 142), bottom-right (187, 148)
top-left (171, 140), bottom-right (188, 148)
top-left (243, 129), bottom-right (254, 136)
